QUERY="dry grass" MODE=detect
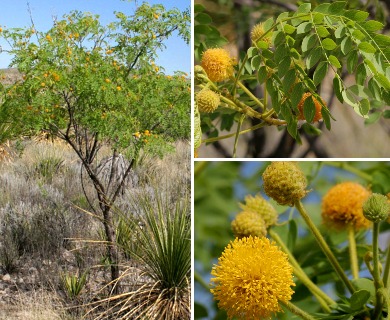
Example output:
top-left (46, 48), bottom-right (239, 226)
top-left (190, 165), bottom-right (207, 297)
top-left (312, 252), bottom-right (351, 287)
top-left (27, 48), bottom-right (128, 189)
top-left (0, 289), bottom-right (79, 320)
top-left (0, 138), bottom-right (190, 319)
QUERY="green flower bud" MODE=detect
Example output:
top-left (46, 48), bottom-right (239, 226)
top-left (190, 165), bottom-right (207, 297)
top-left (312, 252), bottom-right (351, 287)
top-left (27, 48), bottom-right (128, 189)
top-left (231, 211), bottom-right (267, 238)
top-left (239, 194), bottom-right (278, 227)
top-left (362, 193), bottom-right (390, 223)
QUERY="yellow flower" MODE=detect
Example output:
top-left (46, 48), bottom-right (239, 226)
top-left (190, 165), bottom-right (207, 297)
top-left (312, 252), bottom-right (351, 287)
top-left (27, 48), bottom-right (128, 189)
top-left (52, 73), bottom-right (60, 82)
top-left (46, 34), bottom-right (52, 42)
top-left (105, 78), bottom-right (111, 83)
top-left (231, 211), bottom-right (267, 238)
top-left (239, 194), bottom-right (278, 227)
top-left (251, 23), bottom-right (272, 45)
top-left (210, 236), bottom-right (295, 320)
top-left (116, 86), bottom-right (122, 91)
top-left (322, 182), bottom-right (371, 230)
top-left (201, 48), bottom-right (236, 82)
top-left (153, 13), bottom-right (159, 19)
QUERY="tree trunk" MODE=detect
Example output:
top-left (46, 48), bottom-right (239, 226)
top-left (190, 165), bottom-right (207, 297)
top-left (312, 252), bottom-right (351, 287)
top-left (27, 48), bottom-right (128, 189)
top-left (101, 203), bottom-right (119, 293)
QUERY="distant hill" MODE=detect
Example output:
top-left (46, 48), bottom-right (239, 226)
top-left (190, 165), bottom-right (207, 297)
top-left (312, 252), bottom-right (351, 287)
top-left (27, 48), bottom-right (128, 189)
top-left (0, 68), bottom-right (22, 85)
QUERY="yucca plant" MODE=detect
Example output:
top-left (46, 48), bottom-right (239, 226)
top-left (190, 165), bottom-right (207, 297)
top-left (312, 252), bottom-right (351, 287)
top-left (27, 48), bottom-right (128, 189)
top-left (89, 189), bottom-right (191, 320)
top-left (61, 270), bottom-right (88, 300)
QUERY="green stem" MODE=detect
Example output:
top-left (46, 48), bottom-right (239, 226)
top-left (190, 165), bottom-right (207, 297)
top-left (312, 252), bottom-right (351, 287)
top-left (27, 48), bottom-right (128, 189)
top-left (236, 80), bottom-right (264, 111)
top-left (295, 200), bottom-right (355, 294)
top-left (194, 270), bottom-right (210, 291)
top-left (220, 95), bottom-right (286, 125)
top-left (202, 122), bottom-right (267, 144)
top-left (280, 300), bottom-right (316, 320)
top-left (233, 114), bottom-right (245, 158)
top-left (269, 229), bottom-right (336, 310)
top-left (194, 161), bottom-right (208, 178)
top-left (324, 162), bottom-right (373, 182)
top-left (262, 108), bottom-right (275, 119)
top-left (383, 246), bottom-right (390, 289)
top-left (373, 222), bottom-right (384, 320)
top-left (348, 225), bottom-right (359, 279)
top-left (233, 54), bottom-right (249, 98)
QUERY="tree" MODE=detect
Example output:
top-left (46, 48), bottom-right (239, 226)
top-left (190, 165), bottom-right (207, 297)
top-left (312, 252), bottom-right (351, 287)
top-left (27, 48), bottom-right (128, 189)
top-left (194, 0), bottom-right (390, 157)
top-left (0, 2), bottom-right (190, 287)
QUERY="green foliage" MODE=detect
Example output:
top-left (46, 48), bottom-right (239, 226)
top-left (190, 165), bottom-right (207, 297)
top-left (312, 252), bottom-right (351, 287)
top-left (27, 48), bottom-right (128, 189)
top-left (94, 189), bottom-right (191, 319)
top-left (194, 4), bottom-right (228, 62)
top-left (194, 0), bottom-right (390, 156)
top-left (1, 3), bottom-right (190, 154)
top-left (61, 270), bottom-right (88, 300)
top-left (194, 161), bottom-right (390, 319)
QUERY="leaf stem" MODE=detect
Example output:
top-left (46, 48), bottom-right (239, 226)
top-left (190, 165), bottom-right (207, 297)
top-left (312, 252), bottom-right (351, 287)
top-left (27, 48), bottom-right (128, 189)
top-left (269, 229), bottom-right (336, 310)
top-left (280, 300), bottom-right (316, 320)
top-left (194, 270), bottom-right (210, 291)
top-left (294, 200), bottom-right (355, 294)
top-left (202, 122), bottom-right (267, 144)
top-left (233, 114), bottom-right (245, 158)
top-left (383, 245), bottom-right (390, 289)
top-left (348, 225), bottom-right (359, 279)
top-left (372, 222), bottom-right (385, 320)
top-left (236, 80), bottom-right (264, 111)
top-left (324, 162), bottom-right (373, 182)
top-left (194, 161), bottom-right (209, 178)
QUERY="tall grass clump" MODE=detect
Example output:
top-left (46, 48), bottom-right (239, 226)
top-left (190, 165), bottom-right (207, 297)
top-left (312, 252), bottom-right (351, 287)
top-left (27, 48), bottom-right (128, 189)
top-left (90, 188), bottom-right (190, 320)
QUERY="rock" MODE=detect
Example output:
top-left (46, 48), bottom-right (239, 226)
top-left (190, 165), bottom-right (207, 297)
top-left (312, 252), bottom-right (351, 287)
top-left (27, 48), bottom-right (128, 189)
top-left (2, 274), bottom-right (11, 282)
top-left (62, 249), bottom-right (75, 264)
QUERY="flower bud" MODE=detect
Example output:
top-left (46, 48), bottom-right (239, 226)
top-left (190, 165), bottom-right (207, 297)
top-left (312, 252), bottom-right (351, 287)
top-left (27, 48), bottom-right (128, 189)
top-left (250, 23), bottom-right (272, 46)
top-left (196, 88), bottom-right (220, 113)
top-left (363, 193), bottom-right (390, 223)
top-left (239, 194), bottom-right (278, 227)
top-left (231, 211), bottom-right (267, 238)
top-left (262, 162), bottom-right (308, 206)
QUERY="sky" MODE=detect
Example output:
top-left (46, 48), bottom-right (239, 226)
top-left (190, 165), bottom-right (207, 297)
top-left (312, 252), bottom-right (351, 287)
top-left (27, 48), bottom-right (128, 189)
top-left (0, 0), bottom-right (190, 74)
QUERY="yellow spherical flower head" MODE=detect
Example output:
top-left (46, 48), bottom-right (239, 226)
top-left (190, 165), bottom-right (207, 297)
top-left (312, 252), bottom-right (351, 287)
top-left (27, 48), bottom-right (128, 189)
top-left (231, 211), bottom-right (267, 238)
top-left (322, 182), bottom-right (371, 230)
top-left (239, 194), bottom-right (278, 227)
top-left (210, 236), bottom-right (295, 320)
top-left (262, 162), bottom-right (308, 206)
top-left (196, 88), bottom-right (220, 113)
top-left (251, 23), bottom-right (272, 46)
top-left (201, 48), bottom-right (236, 82)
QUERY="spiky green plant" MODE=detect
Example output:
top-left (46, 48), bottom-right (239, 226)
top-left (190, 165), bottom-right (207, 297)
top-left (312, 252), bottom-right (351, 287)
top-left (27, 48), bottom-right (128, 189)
top-left (61, 270), bottom-right (88, 300)
top-left (90, 189), bottom-right (191, 320)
